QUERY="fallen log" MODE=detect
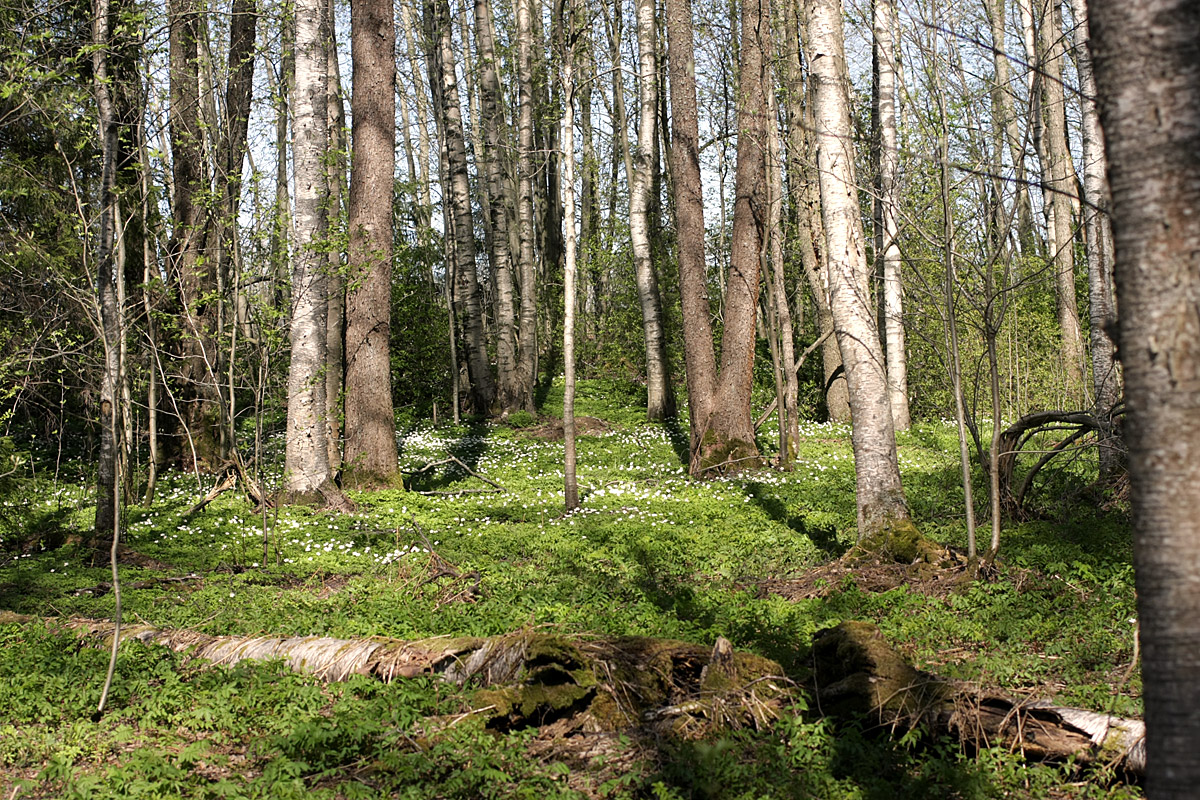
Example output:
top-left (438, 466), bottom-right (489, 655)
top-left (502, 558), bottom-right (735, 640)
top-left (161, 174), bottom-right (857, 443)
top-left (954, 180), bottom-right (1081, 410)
top-left (812, 621), bottom-right (1145, 775)
top-left (0, 613), bottom-right (787, 735)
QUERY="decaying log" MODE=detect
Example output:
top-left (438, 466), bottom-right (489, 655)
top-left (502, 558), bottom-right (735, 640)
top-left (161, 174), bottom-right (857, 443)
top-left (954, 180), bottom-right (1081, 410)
top-left (812, 621), bottom-right (1145, 775)
top-left (0, 613), bottom-right (787, 735)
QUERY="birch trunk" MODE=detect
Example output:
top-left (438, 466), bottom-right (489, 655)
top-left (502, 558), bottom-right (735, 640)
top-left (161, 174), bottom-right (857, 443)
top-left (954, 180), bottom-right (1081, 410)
top-left (283, 0), bottom-right (333, 498)
top-left (872, 0), bottom-right (910, 431)
top-left (1038, 0), bottom-right (1086, 394)
top-left (1089, 0), bottom-right (1200, 792)
top-left (425, 0), bottom-right (495, 414)
top-left (984, 0), bottom-right (1035, 254)
top-left (475, 0), bottom-right (520, 414)
top-left (514, 0), bottom-right (538, 412)
top-left (793, 0), bottom-right (850, 423)
top-left (400, 2), bottom-right (434, 233)
top-left (807, 0), bottom-right (911, 538)
top-left (91, 0), bottom-right (125, 539)
top-left (1067, 0), bottom-right (1119, 434)
top-left (630, 0), bottom-right (675, 421)
top-left (561, 15), bottom-right (579, 511)
top-left (343, 0), bottom-right (399, 486)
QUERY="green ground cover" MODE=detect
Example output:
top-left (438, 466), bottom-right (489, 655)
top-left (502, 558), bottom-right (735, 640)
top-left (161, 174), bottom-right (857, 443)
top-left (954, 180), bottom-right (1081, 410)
top-left (0, 380), bottom-right (1142, 798)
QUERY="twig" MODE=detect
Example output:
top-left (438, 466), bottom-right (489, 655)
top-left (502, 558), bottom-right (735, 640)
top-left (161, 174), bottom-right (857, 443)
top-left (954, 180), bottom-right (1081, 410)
top-left (405, 455), bottom-right (507, 491)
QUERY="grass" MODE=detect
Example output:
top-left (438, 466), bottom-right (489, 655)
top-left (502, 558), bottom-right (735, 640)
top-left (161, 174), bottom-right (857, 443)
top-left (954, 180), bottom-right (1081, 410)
top-left (0, 379), bottom-right (1142, 798)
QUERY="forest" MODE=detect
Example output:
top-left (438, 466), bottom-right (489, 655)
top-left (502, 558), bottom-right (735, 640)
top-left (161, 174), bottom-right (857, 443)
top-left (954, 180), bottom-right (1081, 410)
top-left (0, 0), bottom-right (1197, 794)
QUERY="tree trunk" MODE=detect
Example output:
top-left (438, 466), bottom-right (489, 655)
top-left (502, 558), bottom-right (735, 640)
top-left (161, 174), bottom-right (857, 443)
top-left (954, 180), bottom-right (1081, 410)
top-left (475, 0), bottom-right (520, 415)
top-left (1038, 0), bottom-right (1086, 395)
top-left (425, 0), bottom-right (495, 414)
top-left (807, 0), bottom-right (911, 540)
top-left (514, 0), bottom-right (538, 413)
top-left (90, 0), bottom-right (125, 540)
top-left (167, 0), bottom-right (219, 469)
top-left (324, 0), bottom-right (347, 473)
top-left (1089, 1), bottom-right (1200, 793)
top-left (400, 2), bottom-right (434, 233)
top-left (1068, 0), bottom-right (1120, 471)
top-left (343, 0), bottom-right (399, 487)
top-left (664, 0), bottom-right (718, 458)
top-left (984, 0), bottom-right (1036, 255)
top-left (561, 9), bottom-right (579, 512)
top-left (872, 0), bottom-right (910, 432)
top-left (630, 0), bottom-right (675, 421)
top-left (283, 0), bottom-right (334, 499)
top-left (794, 0), bottom-right (850, 423)
top-left (692, 0), bottom-right (771, 473)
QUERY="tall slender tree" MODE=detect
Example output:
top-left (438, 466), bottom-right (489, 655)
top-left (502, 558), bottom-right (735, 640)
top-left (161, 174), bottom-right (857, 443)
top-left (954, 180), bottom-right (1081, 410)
top-left (630, 0), bottom-right (675, 421)
top-left (283, 0), bottom-right (334, 499)
top-left (425, 0), bottom-right (495, 414)
top-left (667, 0), bottom-right (770, 473)
top-left (343, 0), bottom-right (399, 485)
top-left (1089, 0), bottom-right (1200, 793)
top-left (807, 0), bottom-right (911, 538)
top-left (872, 0), bottom-right (910, 431)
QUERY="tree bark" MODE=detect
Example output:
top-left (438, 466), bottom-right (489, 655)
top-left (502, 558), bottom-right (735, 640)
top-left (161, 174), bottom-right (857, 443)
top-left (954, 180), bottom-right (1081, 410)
top-left (664, 0), bottom-right (718, 455)
top-left (324, 0), bottom-right (347, 473)
top-left (1038, 0), bottom-right (1086, 396)
top-left (691, 0), bottom-right (771, 473)
top-left (425, 0), bottom-right (495, 414)
top-left (1089, 1), bottom-right (1200, 793)
top-left (561, 8), bottom-right (579, 512)
top-left (872, 0), bottom-right (910, 432)
top-left (630, 0), bottom-right (675, 421)
top-left (343, 0), bottom-right (399, 486)
top-left (1067, 0), bottom-right (1119, 458)
top-left (90, 0), bottom-right (125, 540)
top-left (807, 0), bottom-right (911, 539)
top-left (283, 0), bottom-right (334, 499)
top-left (984, 0), bottom-right (1036, 255)
top-left (514, 0), bottom-right (538, 413)
top-left (475, 0), bottom-right (520, 415)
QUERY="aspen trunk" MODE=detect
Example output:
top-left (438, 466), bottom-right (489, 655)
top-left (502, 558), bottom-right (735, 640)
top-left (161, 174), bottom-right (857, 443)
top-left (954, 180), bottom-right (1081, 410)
top-left (561, 9), bottom-right (580, 511)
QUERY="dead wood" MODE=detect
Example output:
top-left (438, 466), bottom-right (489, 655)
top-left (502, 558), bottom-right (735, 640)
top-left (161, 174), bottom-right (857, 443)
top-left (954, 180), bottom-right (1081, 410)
top-left (0, 613), bottom-right (788, 737)
top-left (405, 455), bottom-right (507, 492)
top-left (71, 573), bottom-right (201, 597)
top-left (811, 621), bottom-right (1145, 776)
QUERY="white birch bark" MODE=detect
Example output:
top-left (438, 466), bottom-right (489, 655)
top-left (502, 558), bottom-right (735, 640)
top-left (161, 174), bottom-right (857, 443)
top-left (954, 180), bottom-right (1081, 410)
top-left (872, 0), bottom-right (910, 431)
top-left (807, 0), bottom-right (910, 537)
top-left (284, 0), bottom-right (332, 496)
top-left (630, 0), bottom-right (673, 421)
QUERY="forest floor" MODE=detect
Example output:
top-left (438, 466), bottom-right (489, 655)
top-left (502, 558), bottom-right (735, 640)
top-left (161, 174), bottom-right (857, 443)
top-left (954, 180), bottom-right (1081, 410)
top-left (0, 380), bottom-right (1143, 798)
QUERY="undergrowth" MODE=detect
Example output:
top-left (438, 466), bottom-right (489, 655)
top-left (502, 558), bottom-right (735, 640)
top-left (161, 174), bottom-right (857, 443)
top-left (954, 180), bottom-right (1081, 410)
top-left (0, 379), bottom-right (1141, 798)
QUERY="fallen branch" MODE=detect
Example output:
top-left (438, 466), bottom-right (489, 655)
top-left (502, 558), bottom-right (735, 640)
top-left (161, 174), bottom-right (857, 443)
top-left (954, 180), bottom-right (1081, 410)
top-left (405, 456), bottom-right (507, 492)
top-left (754, 331), bottom-right (834, 432)
top-left (812, 621), bottom-right (1144, 776)
top-left (0, 612), bottom-right (787, 736)
top-left (72, 573), bottom-right (201, 597)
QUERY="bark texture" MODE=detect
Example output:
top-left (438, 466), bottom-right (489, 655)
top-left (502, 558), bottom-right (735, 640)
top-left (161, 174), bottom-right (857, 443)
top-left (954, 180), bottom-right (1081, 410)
top-left (343, 0), bottom-right (398, 485)
top-left (1089, 1), bottom-right (1200, 794)
top-left (871, 0), bottom-right (910, 431)
top-left (807, 0), bottom-right (910, 538)
top-left (283, 0), bottom-right (333, 497)
top-left (630, 0), bottom-right (675, 421)
top-left (425, 0), bottom-right (495, 414)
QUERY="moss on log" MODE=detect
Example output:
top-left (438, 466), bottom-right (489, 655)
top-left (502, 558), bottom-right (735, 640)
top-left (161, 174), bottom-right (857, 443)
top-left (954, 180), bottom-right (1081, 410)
top-left (812, 621), bottom-right (1145, 775)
